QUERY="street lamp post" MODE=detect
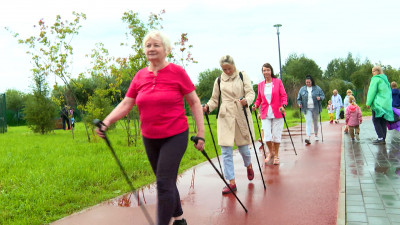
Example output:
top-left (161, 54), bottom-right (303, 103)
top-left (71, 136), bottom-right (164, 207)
top-left (273, 24), bottom-right (282, 80)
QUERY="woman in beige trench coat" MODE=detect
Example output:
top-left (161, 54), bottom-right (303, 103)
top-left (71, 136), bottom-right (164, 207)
top-left (203, 55), bottom-right (255, 195)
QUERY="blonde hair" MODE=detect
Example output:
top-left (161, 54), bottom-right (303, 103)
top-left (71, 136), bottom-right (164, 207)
top-left (391, 81), bottom-right (398, 89)
top-left (346, 89), bottom-right (352, 95)
top-left (142, 30), bottom-right (172, 55)
top-left (219, 55), bottom-right (235, 66)
top-left (348, 95), bottom-right (356, 105)
top-left (372, 65), bottom-right (383, 74)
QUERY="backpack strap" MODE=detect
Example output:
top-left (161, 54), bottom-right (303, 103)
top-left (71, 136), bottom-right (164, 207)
top-left (216, 72), bottom-right (244, 119)
top-left (216, 76), bottom-right (221, 119)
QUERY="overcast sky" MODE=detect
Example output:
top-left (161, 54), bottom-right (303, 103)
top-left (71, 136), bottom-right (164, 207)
top-left (1, 0), bottom-right (400, 93)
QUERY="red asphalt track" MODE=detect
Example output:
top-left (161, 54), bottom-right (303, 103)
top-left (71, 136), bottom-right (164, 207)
top-left (53, 122), bottom-right (344, 225)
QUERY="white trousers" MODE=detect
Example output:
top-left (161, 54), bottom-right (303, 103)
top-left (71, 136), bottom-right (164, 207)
top-left (261, 118), bottom-right (284, 143)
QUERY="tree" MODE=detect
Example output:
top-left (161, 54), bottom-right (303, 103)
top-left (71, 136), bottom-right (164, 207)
top-left (171, 33), bottom-right (198, 68)
top-left (8, 12), bottom-right (86, 92)
top-left (196, 68), bottom-right (222, 103)
top-left (281, 74), bottom-right (302, 107)
top-left (281, 53), bottom-right (323, 105)
top-left (324, 53), bottom-right (361, 81)
top-left (383, 65), bottom-right (400, 84)
top-left (5, 89), bottom-right (26, 125)
top-left (23, 68), bottom-right (58, 134)
top-left (282, 53), bottom-right (323, 81)
top-left (350, 60), bottom-right (373, 103)
top-left (8, 12), bottom-right (91, 139)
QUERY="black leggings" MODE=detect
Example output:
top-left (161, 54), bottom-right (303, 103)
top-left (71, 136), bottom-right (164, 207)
top-left (142, 129), bottom-right (188, 225)
top-left (372, 110), bottom-right (387, 140)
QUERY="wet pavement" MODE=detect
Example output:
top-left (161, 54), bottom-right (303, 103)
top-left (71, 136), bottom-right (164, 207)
top-left (52, 118), bottom-right (400, 225)
top-left (344, 119), bottom-right (400, 225)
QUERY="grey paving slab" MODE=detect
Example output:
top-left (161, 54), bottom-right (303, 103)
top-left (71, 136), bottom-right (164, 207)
top-left (345, 118), bottom-right (400, 224)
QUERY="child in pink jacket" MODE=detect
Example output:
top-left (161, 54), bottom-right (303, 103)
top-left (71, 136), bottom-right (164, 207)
top-left (345, 96), bottom-right (362, 141)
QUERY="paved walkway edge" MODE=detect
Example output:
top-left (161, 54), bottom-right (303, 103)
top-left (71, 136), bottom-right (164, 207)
top-left (337, 126), bottom-right (346, 225)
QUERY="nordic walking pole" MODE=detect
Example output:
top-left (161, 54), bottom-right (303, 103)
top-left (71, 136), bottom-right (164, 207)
top-left (191, 136), bottom-right (248, 213)
top-left (281, 111), bottom-right (298, 155)
top-left (204, 111), bottom-right (224, 177)
top-left (318, 102), bottom-right (324, 142)
top-left (93, 119), bottom-right (154, 225)
top-left (300, 108), bottom-right (303, 143)
top-left (240, 100), bottom-right (266, 190)
top-left (253, 108), bottom-right (267, 159)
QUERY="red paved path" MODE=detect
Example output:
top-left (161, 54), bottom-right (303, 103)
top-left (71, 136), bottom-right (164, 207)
top-left (53, 122), bottom-right (344, 225)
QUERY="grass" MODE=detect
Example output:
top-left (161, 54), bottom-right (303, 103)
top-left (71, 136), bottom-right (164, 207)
top-left (0, 106), bottom-right (372, 224)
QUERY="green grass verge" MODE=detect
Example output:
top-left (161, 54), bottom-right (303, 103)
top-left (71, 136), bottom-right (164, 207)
top-left (0, 106), bottom-right (372, 224)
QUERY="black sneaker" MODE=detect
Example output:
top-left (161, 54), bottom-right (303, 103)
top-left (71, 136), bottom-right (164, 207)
top-left (173, 218), bottom-right (187, 225)
top-left (372, 139), bottom-right (385, 145)
top-left (305, 139), bottom-right (311, 144)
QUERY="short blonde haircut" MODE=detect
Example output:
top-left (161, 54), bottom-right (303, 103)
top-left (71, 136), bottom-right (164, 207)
top-left (142, 30), bottom-right (172, 55)
top-left (348, 95), bottom-right (356, 105)
top-left (391, 81), bottom-right (398, 89)
top-left (372, 65), bottom-right (383, 74)
top-left (346, 89), bottom-right (353, 95)
top-left (219, 55), bottom-right (235, 66)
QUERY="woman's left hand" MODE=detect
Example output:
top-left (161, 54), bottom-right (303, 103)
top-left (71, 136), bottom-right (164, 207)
top-left (279, 107), bottom-right (285, 114)
top-left (239, 98), bottom-right (247, 106)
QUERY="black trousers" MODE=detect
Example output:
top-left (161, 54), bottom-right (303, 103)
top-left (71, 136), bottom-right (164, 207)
top-left (142, 129), bottom-right (188, 225)
top-left (372, 110), bottom-right (387, 140)
top-left (61, 115), bottom-right (70, 130)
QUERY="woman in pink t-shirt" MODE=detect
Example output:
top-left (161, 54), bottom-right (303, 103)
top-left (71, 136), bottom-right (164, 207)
top-left (96, 30), bottom-right (204, 225)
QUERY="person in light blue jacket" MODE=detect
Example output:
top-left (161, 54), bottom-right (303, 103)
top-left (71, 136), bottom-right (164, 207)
top-left (331, 89), bottom-right (343, 123)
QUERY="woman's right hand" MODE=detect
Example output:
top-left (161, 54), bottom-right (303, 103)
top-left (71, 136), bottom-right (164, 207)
top-left (252, 106), bottom-right (257, 111)
top-left (202, 104), bottom-right (209, 113)
top-left (298, 104), bottom-right (302, 108)
top-left (194, 138), bottom-right (205, 151)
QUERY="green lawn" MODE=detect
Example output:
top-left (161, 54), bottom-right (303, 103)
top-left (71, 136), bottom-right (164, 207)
top-left (0, 106), bottom-right (372, 224)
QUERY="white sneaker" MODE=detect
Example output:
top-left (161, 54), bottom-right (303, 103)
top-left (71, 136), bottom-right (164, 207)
top-left (355, 133), bottom-right (360, 141)
top-left (315, 136), bottom-right (319, 141)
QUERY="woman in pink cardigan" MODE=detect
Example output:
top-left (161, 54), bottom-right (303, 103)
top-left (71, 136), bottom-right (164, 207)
top-left (252, 63), bottom-right (287, 165)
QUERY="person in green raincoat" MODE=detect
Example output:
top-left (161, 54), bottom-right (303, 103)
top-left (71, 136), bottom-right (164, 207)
top-left (366, 65), bottom-right (394, 145)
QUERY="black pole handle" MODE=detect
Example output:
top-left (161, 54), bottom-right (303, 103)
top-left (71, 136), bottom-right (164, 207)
top-left (93, 118), bottom-right (104, 129)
